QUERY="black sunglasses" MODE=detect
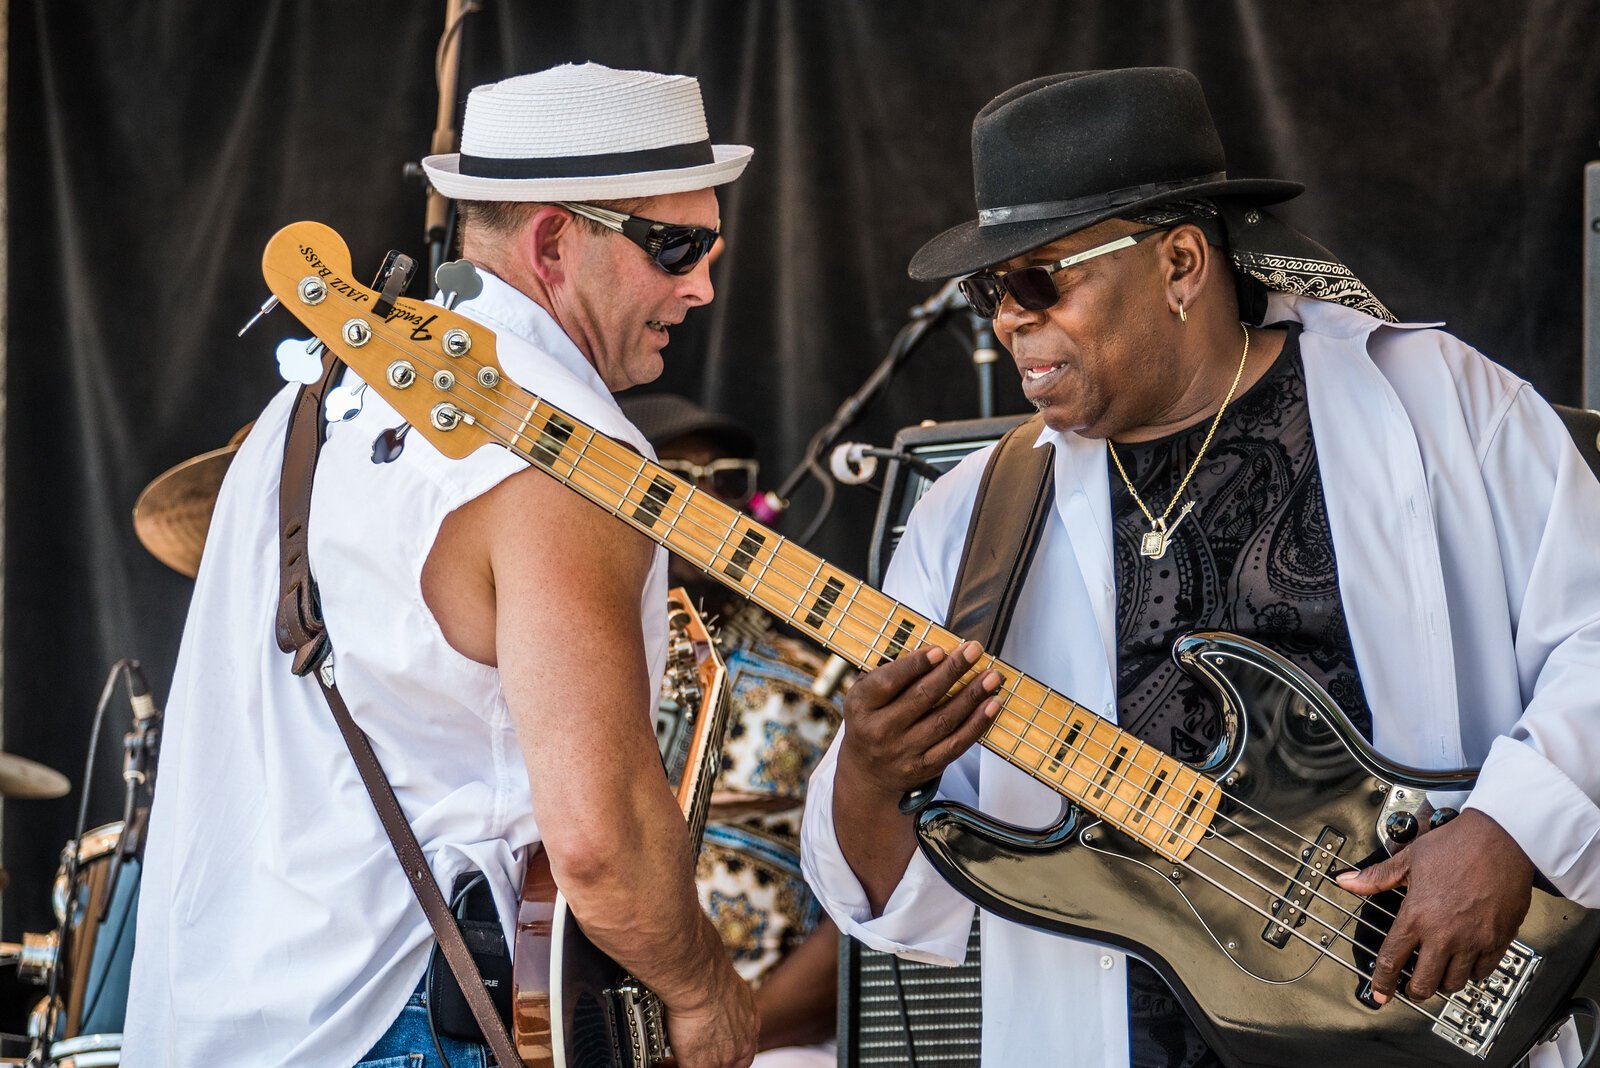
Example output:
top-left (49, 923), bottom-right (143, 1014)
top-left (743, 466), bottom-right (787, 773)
top-left (958, 226), bottom-right (1172, 320)
top-left (562, 202), bottom-right (720, 275)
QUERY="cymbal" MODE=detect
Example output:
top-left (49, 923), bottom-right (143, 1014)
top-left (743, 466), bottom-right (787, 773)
top-left (132, 423), bottom-right (252, 579)
top-left (0, 752), bottom-right (70, 800)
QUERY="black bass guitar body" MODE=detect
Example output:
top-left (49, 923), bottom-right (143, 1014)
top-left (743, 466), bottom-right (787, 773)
top-left (916, 632), bottom-right (1600, 1068)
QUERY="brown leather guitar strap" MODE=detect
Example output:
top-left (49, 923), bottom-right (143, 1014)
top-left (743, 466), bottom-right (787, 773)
top-left (274, 356), bottom-right (521, 1067)
top-left (944, 414), bottom-right (1056, 649)
top-left (902, 415), bottom-right (1055, 815)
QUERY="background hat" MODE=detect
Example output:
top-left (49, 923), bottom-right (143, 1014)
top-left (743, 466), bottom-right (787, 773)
top-left (909, 68), bottom-right (1303, 280)
top-left (423, 62), bottom-right (752, 201)
top-left (619, 392), bottom-right (757, 456)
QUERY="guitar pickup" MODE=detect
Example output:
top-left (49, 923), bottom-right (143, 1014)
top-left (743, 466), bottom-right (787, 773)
top-left (1262, 826), bottom-right (1345, 948)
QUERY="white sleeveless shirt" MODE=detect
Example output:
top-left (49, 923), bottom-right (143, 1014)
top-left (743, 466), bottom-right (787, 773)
top-left (124, 273), bottom-right (668, 1067)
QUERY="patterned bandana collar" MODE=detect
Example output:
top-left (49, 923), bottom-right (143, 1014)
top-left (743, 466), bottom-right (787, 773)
top-left (1122, 199), bottom-right (1396, 324)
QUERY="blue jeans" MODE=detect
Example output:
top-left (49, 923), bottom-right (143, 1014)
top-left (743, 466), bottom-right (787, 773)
top-left (355, 978), bottom-right (491, 1068)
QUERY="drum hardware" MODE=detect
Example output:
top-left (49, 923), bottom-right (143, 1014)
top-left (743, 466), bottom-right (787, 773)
top-left (0, 932), bottom-right (58, 984)
top-left (810, 653), bottom-right (853, 700)
top-left (2, 660), bottom-right (163, 1067)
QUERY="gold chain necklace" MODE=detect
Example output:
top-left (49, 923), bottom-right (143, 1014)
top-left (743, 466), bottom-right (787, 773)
top-left (1108, 322), bottom-right (1251, 560)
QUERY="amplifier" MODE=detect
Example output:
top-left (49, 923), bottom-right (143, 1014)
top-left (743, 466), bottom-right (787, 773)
top-left (842, 413), bottom-right (1027, 1067)
top-left (865, 414), bottom-right (1030, 586)
top-left (838, 916), bottom-right (982, 1067)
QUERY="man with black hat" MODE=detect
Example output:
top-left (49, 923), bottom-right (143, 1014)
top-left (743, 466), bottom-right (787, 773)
top-left (126, 64), bottom-right (758, 1067)
top-left (802, 68), bottom-right (1600, 1067)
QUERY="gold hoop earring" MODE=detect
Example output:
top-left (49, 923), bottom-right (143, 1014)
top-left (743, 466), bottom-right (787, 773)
top-left (1177, 299), bottom-right (1188, 323)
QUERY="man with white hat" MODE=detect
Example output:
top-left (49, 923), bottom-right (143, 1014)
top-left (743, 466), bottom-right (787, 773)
top-left (125, 63), bottom-right (757, 1067)
top-left (802, 68), bottom-right (1600, 1067)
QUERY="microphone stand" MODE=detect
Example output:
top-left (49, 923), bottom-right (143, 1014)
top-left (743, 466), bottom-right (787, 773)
top-left (969, 311), bottom-right (999, 419)
top-left (422, 0), bottom-right (479, 282)
top-left (765, 312), bottom-right (945, 545)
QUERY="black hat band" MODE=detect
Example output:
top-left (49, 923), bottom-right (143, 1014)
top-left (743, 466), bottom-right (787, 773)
top-left (460, 139), bottom-right (715, 180)
top-left (977, 172), bottom-right (1227, 228)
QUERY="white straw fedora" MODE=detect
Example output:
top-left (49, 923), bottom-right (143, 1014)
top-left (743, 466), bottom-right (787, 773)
top-left (422, 62), bottom-right (752, 201)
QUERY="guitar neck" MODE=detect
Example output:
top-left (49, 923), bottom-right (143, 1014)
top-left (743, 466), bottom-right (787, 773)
top-left (468, 392), bottom-right (1218, 863)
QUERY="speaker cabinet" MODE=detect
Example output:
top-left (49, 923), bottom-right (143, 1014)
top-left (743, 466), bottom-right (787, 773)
top-left (866, 414), bottom-right (1029, 586)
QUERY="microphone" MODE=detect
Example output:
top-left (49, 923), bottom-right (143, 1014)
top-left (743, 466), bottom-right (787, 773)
top-left (127, 662), bottom-right (160, 725)
top-left (123, 661), bottom-right (163, 790)
top-left (829, 442), bottom-right (879, 485)
top-left (907, 277), bottom-right (967, 321)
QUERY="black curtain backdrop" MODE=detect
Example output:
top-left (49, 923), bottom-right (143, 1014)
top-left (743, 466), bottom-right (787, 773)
top-left (5, 0), bottom-right (1599, 1033)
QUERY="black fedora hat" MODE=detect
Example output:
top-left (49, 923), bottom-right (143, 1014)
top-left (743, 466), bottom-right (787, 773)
top-left (909, 68), bottom-right (1303, 281)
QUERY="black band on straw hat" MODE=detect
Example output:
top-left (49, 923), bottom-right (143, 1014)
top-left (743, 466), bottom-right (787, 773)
top-left (459, 139), bottom-right (715, 180)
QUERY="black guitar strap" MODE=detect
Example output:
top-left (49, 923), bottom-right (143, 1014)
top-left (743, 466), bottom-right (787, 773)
top-left (944, 414), bottom-right (1056, 649)
top-left (900, 416), bottom-right (1055, 816)
top-left (275, 354), bottom-right (521, 1068)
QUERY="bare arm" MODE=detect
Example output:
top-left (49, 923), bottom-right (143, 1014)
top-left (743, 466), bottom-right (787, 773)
top-left (832, 643), bottom-right (999, 914)
top-left (426, 466), bottom-right (754, 1066)
top-left (750, 917), bottom-right (838, 1051)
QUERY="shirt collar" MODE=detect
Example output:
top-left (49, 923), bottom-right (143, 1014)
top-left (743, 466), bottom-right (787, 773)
top-left (449, 268), bottom-right (618, 406)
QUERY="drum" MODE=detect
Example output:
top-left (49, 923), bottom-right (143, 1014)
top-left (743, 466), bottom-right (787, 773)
top-left (32, 821), bottom-right (139, 1067)
top-left (695, 811), bottom-right (823, 986)
top-left (709, 634), bottom-right (845, 819)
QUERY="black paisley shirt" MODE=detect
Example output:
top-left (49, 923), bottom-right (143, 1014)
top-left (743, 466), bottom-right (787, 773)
top-left (1109, 325), bottom-right (1373, 1068)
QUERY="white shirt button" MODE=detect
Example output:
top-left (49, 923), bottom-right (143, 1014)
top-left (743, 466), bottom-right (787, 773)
top-left (1100, 954), bottom-right (1115, 970)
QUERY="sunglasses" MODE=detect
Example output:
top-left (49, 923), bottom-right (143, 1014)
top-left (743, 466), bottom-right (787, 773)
top-left (959, 226), bottom-right (1172, 320)
top-left (657, 457), bottom-right (760, 501)
top-left (562, 202), bottom-right (720, 275)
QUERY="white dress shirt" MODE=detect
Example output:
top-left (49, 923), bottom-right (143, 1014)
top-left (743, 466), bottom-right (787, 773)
top-left (801, 292), bottom-right (1600, 1067)
top-left (124, 272), bottom-right (668, 1067)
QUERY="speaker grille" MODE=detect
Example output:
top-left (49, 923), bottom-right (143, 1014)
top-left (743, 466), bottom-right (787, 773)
top-left (842, 919), bottom-right (982, 1067)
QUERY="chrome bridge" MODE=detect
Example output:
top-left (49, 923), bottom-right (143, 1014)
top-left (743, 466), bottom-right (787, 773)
top-left (608, 976), bottom-right (670, 1068)
top-left (1433, 940), bottom-right (1540, 1058)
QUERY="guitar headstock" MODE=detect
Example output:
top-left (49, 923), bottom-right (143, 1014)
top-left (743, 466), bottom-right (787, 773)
top-left (260, 221), bottom-right (512, 460)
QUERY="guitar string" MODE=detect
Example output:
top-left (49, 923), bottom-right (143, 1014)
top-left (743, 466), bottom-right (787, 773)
top-left (311, 289), bottom-right (1440, 960)
top-left (299, 282), bottom-right (1443, 955)
top-left (289, 281), bottom-right (1482, 995)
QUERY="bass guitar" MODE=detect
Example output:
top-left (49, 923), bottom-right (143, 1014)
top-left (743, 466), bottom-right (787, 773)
top-left (260, 223), bottom-right (1600, 1067)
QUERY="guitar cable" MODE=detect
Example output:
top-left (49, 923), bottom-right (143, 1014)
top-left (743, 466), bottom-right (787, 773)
top-left (887, 954), bottom-right (922, 1068)
top-left (1564, 996), bottom-right (1600, 1068)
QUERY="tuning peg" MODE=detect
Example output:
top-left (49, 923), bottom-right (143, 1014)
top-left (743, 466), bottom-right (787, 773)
top-left (238, 295), bottom-right (280, 337)
top-left (325, 380), bottom-right (368, 422)
top-left (371, 422), bottom-right (410, 464)
top-left (275, 338), bottom-right (326, 385)
top-left (434, 260), bottom-right (483, 310)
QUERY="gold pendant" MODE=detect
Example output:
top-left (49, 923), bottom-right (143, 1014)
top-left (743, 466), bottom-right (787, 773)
top-left (1138, 501), bottom-right (1196, 560)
